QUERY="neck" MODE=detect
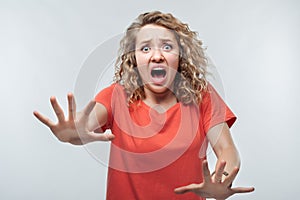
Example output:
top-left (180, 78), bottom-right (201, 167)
top-left (143, 87), bottom-right (178, 111)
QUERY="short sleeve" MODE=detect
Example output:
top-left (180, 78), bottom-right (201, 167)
top-left (200, 84), bottom-right (237, 134)
top-left (94, 84), bottom-right (116, 131)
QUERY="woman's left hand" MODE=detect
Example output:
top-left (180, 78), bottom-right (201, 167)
top-left (174, 160), bottom-right (254, 200)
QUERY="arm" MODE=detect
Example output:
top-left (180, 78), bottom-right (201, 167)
top-left (207, 122), bottom-right (240, 183)
top-left (33, 93), bottom-right (114, 145)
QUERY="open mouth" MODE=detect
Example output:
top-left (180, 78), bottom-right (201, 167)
top-left (150, 68), bottom-right (167, 85)
top-left (151, 68), bottom-right (166, 78)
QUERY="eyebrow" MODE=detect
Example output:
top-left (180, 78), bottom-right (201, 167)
top-left (136, 38), bottom-right (176, 46)
top-left (160, 38), bottom-right (175, 43)
top-left (136, 39), bottom-right (151, 46)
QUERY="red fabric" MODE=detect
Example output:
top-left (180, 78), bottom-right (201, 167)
top-left (95, 83), bottom-right (236, 200)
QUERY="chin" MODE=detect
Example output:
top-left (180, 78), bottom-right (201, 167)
top-left (144, 82), bottom-right (174, 94)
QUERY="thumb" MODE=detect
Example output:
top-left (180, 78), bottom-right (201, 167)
top-left (92, 133), bottom-right (115, 141)
top-left (174, 183), bottom-right (199, 194)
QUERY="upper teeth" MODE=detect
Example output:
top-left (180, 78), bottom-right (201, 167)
top-left (153, 68), bottom-right (164, 71)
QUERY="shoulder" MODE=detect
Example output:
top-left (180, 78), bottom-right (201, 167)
top-left (199, 83), bottom-right (213, 105)
top-left (99, 82), bottom-right (122, 93)
top-left (198, 83), bottom-right (227, 112)
top-left (95, 83), bottom-right (124, 99)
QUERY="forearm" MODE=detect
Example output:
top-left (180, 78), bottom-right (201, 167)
top-left (207, 123), bottom-right (240, 178)
top-left (215, 145), bottom-right (240, 179)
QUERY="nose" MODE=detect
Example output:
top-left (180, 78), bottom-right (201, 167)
top-left (151, 48), bottom-right (164, 63)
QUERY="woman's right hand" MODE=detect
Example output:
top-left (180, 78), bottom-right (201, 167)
top-left (33, 93), bottom-right (115, 145)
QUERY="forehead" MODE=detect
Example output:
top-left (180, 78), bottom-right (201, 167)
top-left (136, 24), bottom-right (177, 43)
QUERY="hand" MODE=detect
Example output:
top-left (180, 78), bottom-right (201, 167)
top-left (174, 160), bottom-right (254, 200)
top-left (33, 93), bottom-right (115, 145)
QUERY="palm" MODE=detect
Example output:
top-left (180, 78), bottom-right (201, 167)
top-left (34, 93), bottom-right (114, 145)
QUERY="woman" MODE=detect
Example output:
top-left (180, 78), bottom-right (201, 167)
top-left (34, 11), bottom-right (254, 199)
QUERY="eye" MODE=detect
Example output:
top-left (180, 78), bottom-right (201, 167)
top-left (163, 44), bottom-right (172, 51)
top-left (141, 46), bottom-right (151, 52)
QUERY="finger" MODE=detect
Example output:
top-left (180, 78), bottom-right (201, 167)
top-left (91, 133), bottom-right (115, 141)
top-left (224, 167), bottom-right (239, 186)
top-left (50, 96), bottom-right (65, 122)
top-left (174, 183), bottom-right (199, 194)
top-left (78, 133), bottom-right (115, 144)
top-left (202, 160), bottom-right (211, 183)
top-left (33, 111), bottom-right (55, 127)
top-left (214, 160), bottom-right (226, 183)
top-left (82, 100), bottom-right (96, 118)
top-left (231, 186), bottom-right (255, 194)
top-left (67, 93), bottom-right (76, 120)
top-left (174, 186), bottom-right (189, 194)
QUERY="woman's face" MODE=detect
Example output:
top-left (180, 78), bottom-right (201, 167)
top-left (135, 24), bottom-right (180, 95)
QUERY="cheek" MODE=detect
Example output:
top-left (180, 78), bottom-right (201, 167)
top-left (166, 54), bottom-right (179, 69)
top-left (135, 56), bottom-right (148, 78)
top-left (135, 52), bottom-right (149, 67)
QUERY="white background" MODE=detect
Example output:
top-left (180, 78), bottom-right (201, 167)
top-left (1, 0), bottom-right (299, 199)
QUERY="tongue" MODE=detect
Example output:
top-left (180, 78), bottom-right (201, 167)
top-left (151, 74), bottom-right (166, 84)
top-left (153, 74), bottom-right (164, 78)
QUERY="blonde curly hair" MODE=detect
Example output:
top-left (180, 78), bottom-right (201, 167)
top-left (114, 11), bottom-right (208, 105)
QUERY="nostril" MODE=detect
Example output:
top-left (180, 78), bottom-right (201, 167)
top-left (151, 54), bottom-right (164, 62)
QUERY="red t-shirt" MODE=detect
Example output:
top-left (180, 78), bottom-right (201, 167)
top-left (95, 83), bottom-right (236, 200)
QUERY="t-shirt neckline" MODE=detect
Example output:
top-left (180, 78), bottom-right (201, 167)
top-left (139, 99), bottom-right (181, 114)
